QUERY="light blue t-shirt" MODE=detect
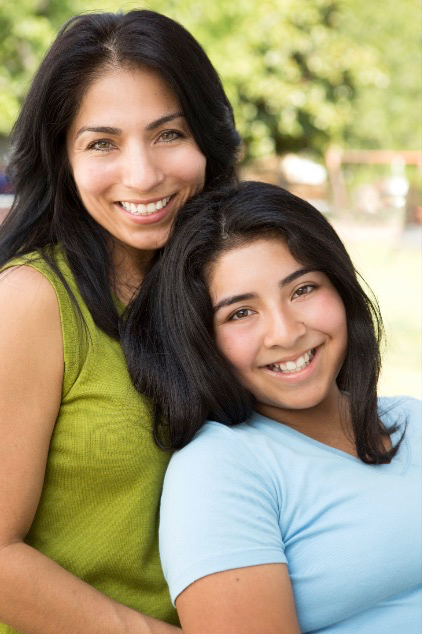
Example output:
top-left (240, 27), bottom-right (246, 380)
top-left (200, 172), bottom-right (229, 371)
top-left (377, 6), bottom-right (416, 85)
top-left (160, 396), bottom-right (422, 633)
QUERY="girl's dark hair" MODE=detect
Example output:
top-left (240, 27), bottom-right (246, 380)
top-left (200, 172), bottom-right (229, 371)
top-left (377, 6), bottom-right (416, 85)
top-left (123, 180), bottom-right (402, 464)
top-left (0, 10), bottom-right (240, 338)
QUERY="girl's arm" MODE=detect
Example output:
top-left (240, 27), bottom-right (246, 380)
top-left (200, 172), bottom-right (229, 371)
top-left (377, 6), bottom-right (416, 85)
top-left (159, 423), bottom-right (302, 634)
top-left (0, 267), bottom-right (180, 634)
top-left (176, 563), bottom-right (300, 634)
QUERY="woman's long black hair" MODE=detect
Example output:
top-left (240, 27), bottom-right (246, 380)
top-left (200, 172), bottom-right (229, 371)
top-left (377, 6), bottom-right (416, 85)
top-left (0, 10), bottom-right (241, 338)
top-left (122, 181), bottom-right (403, 464)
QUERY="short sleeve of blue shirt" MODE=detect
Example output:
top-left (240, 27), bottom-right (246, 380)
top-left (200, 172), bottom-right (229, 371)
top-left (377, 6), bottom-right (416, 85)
top-left (159, 422), bottom-right (287, 603)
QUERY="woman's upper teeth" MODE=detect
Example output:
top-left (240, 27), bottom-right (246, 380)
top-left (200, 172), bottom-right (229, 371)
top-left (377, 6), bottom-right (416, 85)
top-left (120, 196), bottom-right (171, 215)
top-left (268, 348), bottom-right (316, 373)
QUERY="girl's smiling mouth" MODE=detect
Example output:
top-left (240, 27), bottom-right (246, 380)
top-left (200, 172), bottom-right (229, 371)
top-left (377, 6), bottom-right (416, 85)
top-left (261, 345), bottom-right (321, 383)
top-left (265, 347), bottom-right (317, 374)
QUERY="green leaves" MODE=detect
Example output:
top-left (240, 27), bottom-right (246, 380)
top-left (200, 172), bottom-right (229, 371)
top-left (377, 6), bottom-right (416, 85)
top-left (0, 0), bottom-right (54, 134)
top-left (0, 0), bottom-right (419, 156)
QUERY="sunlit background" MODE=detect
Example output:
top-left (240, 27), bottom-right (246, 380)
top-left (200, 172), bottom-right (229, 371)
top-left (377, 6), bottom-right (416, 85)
top-left (1, 0), bottom-right (421, 398)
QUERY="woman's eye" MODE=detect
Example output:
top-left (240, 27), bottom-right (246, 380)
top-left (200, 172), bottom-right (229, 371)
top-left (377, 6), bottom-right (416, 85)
top-left (158, 130), bottom-right (183, 143)
top-left (88, 139), bottom-right (114, 152)
top-left (293, 284), bottom-right (316, 299)
top-left (229, 308), bottom-right (253, 321)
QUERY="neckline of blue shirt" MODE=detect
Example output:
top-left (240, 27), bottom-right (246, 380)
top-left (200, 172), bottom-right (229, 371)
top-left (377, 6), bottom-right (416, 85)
top-left (246, 407), bottom-right (404, 467)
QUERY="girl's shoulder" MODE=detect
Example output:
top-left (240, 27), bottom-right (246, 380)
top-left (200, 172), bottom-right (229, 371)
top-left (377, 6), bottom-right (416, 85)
top-left (379, 396), bottom-right (421, 467)
top-left (378, 395), bottom-right (421, 435)
top-left (169, 421), bottom-right (256, 472)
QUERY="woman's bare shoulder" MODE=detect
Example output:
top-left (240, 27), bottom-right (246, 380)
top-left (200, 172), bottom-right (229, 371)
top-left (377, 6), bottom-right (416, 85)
top-left (0, 264), bottom-right (63, 370)
top-left (0, 264), bottom-right (59, 319)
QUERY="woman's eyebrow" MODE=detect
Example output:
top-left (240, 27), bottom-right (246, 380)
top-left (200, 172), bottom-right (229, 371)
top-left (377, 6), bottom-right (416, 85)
top-left (75, 112), bottom-right (184, 139)
top-left (145, 112), bottom-right (185, 131)
top-left (75, 125), bottom-right (121, 139)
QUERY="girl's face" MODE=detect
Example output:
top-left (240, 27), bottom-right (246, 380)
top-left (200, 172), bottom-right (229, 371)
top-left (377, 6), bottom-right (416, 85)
top-left (209, 238), bottom-right (348, 423)
top-left (67, 66), bottom-right (206, 269)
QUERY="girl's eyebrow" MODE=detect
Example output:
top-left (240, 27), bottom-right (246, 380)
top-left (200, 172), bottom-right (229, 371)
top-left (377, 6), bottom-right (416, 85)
top-left (213, 267), bottom-right (318, 314)
top-left (75, 112), bottom-right (184, 139)
top-left (280, 266), bottom-right (318, 287)
top-left (213, 293), bottom-right (257, 314)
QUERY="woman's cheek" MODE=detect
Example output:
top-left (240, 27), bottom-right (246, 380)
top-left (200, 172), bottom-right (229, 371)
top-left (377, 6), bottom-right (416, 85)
top-left (77, 162), bottom-right (116, 194)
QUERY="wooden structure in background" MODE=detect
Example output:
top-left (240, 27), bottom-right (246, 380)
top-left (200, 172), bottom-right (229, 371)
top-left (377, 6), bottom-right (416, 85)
top-left (325, 148), bottom-right (422, 215)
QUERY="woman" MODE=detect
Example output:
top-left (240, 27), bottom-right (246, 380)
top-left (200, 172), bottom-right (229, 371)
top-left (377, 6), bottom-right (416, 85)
top-left (0, 10), bottom-right (240, 633)
top-left (123, 181), bottom-right (422, 633)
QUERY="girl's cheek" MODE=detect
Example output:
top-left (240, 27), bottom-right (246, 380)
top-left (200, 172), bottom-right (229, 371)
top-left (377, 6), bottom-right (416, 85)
top-left (302, 289), bottom-right (346, 333)
top-left (319, 294), bottom-right (347, 353)
top-left (324, 293), bottom-right (347, 334)
top-left (216, 329), bottom-right (256, 371)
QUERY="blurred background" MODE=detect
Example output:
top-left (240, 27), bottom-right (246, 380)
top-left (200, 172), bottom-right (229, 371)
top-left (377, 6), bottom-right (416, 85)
top-left (1, 0), bottom-right (421, 397)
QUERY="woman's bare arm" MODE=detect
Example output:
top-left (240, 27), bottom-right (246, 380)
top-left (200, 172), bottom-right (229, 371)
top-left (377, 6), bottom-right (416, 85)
top-left (0, 267), bottom-right (180, 634)
top-left (175, 563), bottom-right (300, 634)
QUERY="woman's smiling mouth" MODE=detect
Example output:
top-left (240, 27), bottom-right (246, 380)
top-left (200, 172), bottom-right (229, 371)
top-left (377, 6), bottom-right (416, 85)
top-left (119, 195), bottom-right (172, 215)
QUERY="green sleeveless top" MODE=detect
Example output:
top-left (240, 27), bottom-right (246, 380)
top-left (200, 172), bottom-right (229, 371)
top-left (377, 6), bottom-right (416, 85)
top-left (0, 247), bottom-right (178, 632)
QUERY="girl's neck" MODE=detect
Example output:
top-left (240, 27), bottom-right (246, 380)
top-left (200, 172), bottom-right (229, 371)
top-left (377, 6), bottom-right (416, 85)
top-left (257, 389), bottom-right (357, 457)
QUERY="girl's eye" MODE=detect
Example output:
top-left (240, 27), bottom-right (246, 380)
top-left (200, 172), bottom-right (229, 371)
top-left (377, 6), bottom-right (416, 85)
top-left (229, 308), bottom-right (254, 321)
top-left (87, 139), bottom-right (114, 152)
top-left (293, 284), bottom-right (316, 299)
top-left (158, 130), bottom-right (183, 143)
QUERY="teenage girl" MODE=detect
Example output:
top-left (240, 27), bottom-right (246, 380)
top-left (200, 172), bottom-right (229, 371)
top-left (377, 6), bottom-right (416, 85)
top-left (123, 181), bottom-right (422, 634)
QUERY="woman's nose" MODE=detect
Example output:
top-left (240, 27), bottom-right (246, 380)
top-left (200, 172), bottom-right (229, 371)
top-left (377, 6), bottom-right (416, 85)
top-left (263, 309), bottom-right (307, 349)
top-left (121, 144), bottom-right (165, 192)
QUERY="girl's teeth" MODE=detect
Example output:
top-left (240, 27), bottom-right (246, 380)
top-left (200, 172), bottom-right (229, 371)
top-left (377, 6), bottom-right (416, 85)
top-left (269, 348), bottom-right (316, 373)
top-left (121, 196), bottom-right (171, 215)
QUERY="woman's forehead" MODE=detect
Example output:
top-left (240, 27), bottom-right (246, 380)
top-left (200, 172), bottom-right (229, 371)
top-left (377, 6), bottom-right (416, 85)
top-left (69, 66), bottom-right (180, 136)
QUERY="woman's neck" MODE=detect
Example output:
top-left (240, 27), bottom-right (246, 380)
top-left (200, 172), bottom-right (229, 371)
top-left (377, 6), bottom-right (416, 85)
top-left (111, 243), bottom-right (155, 306)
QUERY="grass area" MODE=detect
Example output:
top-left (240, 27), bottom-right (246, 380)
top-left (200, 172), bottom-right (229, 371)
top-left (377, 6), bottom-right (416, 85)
top-left (332, 220), bottom-right (421, 400)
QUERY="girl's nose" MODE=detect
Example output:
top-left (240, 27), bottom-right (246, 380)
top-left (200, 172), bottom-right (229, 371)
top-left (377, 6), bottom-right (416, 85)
top-left (263, 309), bottom-right (307, 349)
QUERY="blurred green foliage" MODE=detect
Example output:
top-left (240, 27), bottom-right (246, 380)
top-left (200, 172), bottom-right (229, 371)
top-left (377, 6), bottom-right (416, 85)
top-left (0, 0), bottom-right (420, 158)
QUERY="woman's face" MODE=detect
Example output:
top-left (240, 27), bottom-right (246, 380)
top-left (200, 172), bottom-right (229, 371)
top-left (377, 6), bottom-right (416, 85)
top-left (209, 238), bottom-right (348, 423)
top-left (67, 66), bottom-right (206, 265)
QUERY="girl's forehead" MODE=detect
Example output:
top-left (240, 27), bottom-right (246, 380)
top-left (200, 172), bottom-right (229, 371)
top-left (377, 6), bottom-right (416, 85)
top-left (215, 236), bottom-right (295, 267)
top-left (208, 237), bottom-right (302, 289)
